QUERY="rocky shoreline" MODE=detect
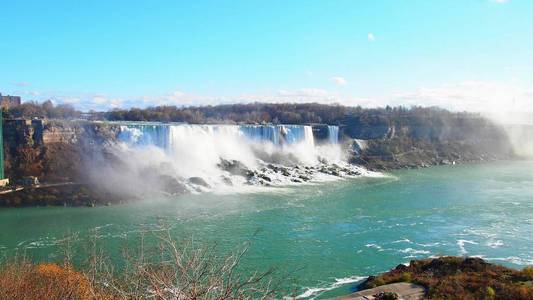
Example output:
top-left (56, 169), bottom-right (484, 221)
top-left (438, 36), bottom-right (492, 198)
top-left (0, 158), bottom-right (372, 207)
top-left (0, 183), bottom-right (131, 207)
top-left (349, 137), bottom-right (514, 171)
top-left (341, 256), bottom-right (533, 300)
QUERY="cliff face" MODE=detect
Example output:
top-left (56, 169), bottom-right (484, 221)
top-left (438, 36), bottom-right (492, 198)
top-left (2, 114), bottom-right (516, 184)
top-left (3, 120), bottom-right (120, 182)
top-left (342, 113), bottom-right (514, 170)
top-left (3, 120), bottom-right (45, 180)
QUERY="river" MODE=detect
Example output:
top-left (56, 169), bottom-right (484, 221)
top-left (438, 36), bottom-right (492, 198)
top-left (1, 161), bottom-right (532, 298)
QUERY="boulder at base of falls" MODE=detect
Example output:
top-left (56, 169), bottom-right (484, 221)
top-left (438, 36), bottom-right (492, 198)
top-left (257, 174), bottom-right (272, 182)
top-left (299, 175), bottom-right (310, 181)
top-left (346, 169), bottom-right (361, 176)
top-left (188, 177), bottom-right (211, 188)
top-left (158, 175), bottom-right (188, 195)
top-left (221, 176), bottom-right (233, 186)
top-left (218, 159), bottom-right (253, 177)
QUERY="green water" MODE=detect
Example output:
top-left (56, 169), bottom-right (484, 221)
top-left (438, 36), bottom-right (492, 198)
top-left (1, 162), bottom-right (533, 298)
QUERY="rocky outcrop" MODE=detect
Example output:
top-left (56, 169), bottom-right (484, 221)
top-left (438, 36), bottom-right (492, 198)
top-left (0, 183), bottom-right (130, 207)
top-left (3, 120), bottom-right (121, 182)
top-left (349, 138), bottom-right (514, 170)
top-left (334, 282), bottom-right (425, 300)
top-left (342, 114), bottom-right (515, 170)
top-left (356, 257), bottom-right (533, 300)
top-left (218, 159), bottom-right (253, 177)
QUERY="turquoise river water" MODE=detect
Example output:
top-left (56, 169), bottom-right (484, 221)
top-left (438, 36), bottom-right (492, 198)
top-left (1, 161), bottom-right (532, 298)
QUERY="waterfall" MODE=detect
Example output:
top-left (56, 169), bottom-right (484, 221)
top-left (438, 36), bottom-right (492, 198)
top-left (118, 124), bottom-right (318, 150)
top-left (238, 125), bottom-right (314, 146)
top-left (239, 125), bottom-right (281, 145)
top-left (112, 122), bottom-right (370, 193)
top-left (327, 126), bottom-right (339, 144)
top-left (118, 124), bottom-right (171, 148)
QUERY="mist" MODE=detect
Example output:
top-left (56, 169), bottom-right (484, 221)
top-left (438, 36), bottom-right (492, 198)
top-left (485, 111), bottom-right (533, 159)
top-left (82, 124), bottom-right (371, 200)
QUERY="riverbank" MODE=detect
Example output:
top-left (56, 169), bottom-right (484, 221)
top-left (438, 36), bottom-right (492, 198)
top-left (351, 137), bottom-right (514, 171)
top-left (0, 183), bottom-right (131, 207)
top-left (339, 256), bottom-right (533, 300)
top-left (1, 255), bottom-right (531, 299)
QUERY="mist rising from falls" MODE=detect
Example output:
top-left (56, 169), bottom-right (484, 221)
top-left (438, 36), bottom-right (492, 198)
top-left (110, 123), bottom-right (371, 194)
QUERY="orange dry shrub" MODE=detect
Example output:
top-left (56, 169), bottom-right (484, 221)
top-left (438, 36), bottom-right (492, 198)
top-left (0, 262), bottom-right (114, 300)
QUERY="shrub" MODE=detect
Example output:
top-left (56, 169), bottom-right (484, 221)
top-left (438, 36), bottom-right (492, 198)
top-left (400, 272), bottom-right (412, 282)
top-left (486, 286), bottom-right (496, 299)
top-left (521, 267), bottom-right (533, 280)
top-left (0, 261), bottom-right (112, 299)
top-left (374, 291), bottom-right (399, 300)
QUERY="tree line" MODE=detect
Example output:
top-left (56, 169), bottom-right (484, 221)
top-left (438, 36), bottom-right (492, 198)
top-left (3, 100), bottom-right (81, 120)
top-left (3, 101), bottom-right (481, 128)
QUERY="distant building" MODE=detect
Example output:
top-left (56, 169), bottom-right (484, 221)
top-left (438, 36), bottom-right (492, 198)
top-left (0, 93), bottom-right (21, 109)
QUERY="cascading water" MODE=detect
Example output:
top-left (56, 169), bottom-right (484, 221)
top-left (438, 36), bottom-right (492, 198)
top-left (327, 126), bottom-right (339, 144)
top-left (114, 123), bottom-right (371, 194)
top-left (119, 124), bottom-right (317, 153)
top-left (118, 123), bottom-right (172, 148)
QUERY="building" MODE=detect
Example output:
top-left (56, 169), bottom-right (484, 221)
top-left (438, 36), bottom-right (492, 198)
top-left (0, 93), bottom-right (21, 109)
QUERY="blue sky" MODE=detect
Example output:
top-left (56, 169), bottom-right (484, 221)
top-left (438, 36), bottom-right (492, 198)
top-left (1, 0), bottom-right (532, 112)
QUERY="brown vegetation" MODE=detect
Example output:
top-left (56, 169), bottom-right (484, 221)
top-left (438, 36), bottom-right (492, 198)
top-left (362, 256), bottom-right (533, 300)
top-left (3, 100), bottom-right (81, 120)
top-left (0, 229), bottom-right (280, 299)
top-left (0, 261), bottom-right (114, 299)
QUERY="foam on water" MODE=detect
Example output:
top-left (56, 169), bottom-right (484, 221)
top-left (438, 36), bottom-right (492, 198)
top-left (457, 239), bottom-right (478, 255)
top-left (295, 276), bottom-right (366, 299)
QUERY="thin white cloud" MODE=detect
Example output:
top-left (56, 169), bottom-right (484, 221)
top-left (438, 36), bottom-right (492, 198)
top-left (12, 82), bottom-right (31, 87)
top-left (277, 88), bottom-right (330, 98)
top-left (392, 81), bottom-right (533, 115)
top-left (20, 90), bottom-right (40, 96)
top-left (367, 32), bottom-right (375, 41)
top-left (491, 0), bottom-right (508, 3)
top-left (138, 88), bottom-right (339, 107)
top-left (331, 76), bottom-right (348, 86)
top-left (35, 93), bottom-right (125, 111)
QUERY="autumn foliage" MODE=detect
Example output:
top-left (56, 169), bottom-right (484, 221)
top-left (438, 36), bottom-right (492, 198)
top-left (0, 262), bottom-right (113, 300)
